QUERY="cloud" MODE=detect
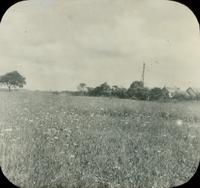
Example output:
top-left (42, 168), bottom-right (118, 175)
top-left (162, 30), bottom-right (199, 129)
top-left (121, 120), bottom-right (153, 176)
top-left (0, 0), bottom-right (199, 90)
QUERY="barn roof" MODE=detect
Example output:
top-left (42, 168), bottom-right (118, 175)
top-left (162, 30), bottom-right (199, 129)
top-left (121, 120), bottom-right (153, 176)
top-left (187, 87), bottom-right (200, 94)
top-left (163, 86), bottom-right (180, 93)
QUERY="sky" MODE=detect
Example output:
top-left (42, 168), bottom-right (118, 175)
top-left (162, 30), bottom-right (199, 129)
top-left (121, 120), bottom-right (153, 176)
top-left (0, 0), bottom-right (200, 91)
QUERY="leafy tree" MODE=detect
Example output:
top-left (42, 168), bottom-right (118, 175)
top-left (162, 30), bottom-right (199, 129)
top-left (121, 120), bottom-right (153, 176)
top-left (86, 87), bottom-right (94, 96)
top-left (89, 82), bottom-right (111, 96)
top-left (127, 81), bottom-right (149, 100)
top-left (130, 87), bottom-right (149, 100)
top-left (0, 71), bottom-right (26, 91)
top-left (111, 85), bottom-right (128, 99)
top-left (77, 83), bottom-right (88, 94)
top-left (149, 87), bottom-right (167, 101)
top-left (129, 81), bottom-right (144, 89)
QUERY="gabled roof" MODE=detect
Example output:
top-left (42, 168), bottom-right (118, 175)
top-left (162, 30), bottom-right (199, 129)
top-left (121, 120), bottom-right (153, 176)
top-left (187, 87), bottom-right (200, 94)
top-left (163, 86), bottom-right (180, 93)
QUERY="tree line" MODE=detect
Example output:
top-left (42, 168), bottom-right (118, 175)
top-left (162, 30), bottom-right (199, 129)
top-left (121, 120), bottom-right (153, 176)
top-left (76, 81), bottom-right (188, 101)
top-left (0, 70), bottom-right (193, 101)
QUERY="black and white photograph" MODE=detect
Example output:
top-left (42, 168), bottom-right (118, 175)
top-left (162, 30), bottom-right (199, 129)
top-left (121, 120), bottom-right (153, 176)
top-left (0, 0), bottom-right (200, 187)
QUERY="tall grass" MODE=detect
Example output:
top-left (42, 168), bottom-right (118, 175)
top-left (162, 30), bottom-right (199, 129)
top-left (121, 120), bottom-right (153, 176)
top-left (0, 91), bottom-right (200, 188)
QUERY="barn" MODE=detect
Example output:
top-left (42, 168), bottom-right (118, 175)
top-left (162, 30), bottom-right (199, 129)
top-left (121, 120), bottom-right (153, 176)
top-left (162, 86), bottom-right (182, 98)
top-left (186, 87), bottom-right (200, 99)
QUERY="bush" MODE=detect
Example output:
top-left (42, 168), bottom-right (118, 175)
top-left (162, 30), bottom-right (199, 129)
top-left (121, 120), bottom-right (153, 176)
top-left (149, 88), bottom-right (167, 101)
top-left (173, 93), bottom-right (191, 101)
top-left (111, 86), bottom-right (128, 99)
top-left (128, 87), bottom-right (149, 100)
top-left (127, 81), bottom-right (149, 100)
top-left (88, 82), bottom-right (111, 97)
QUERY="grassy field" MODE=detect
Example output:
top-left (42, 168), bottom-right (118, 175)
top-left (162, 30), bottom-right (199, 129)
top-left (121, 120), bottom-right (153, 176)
top-left (0, 91), bottom-right (200, 188)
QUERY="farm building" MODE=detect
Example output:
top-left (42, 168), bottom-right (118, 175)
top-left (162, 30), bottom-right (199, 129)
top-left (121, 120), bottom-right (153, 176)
top-left (162, 87), bottom-right (189, 99)
top-left (162, 87), bottom-right (182, 98)
top-left (186, 87), bottom-right (200, 98)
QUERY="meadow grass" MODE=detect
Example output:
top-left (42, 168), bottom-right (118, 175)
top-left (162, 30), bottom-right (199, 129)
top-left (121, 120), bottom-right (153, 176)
top-left (0, 91), bottom-right (200, 188)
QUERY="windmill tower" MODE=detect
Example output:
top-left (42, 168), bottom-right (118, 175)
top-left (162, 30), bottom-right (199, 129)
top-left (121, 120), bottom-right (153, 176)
top-left (141, 62), bottom-right (146, 87)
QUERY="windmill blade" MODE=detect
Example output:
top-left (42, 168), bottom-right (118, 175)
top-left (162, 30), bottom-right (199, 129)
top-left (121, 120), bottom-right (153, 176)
top-left (0, 0), bottom-right (27, 22)
top-left (169, 0), bottom-right (200, 26)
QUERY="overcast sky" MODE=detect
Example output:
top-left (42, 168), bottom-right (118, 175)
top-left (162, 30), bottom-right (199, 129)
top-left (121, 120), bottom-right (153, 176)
top-left (0, 0), bottom-right (199, 91)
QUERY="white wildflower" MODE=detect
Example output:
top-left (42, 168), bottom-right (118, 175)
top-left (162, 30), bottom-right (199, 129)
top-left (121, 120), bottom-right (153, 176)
top-left (176, 119), bottom-right (183, 126)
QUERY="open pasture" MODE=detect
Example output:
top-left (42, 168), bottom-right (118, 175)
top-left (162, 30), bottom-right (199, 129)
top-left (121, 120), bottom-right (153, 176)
top-left (0, 91), bottom-right (200, 188)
